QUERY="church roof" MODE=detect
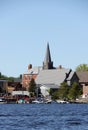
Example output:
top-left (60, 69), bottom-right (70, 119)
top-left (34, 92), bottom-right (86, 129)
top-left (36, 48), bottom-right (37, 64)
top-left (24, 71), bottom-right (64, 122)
top-left (35, 68), bottom-right (74, 86)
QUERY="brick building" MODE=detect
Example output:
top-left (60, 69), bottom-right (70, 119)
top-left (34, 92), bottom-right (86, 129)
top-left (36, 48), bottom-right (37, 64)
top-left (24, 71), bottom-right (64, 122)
top-left (22, 64), bottom-right (42, 90)
top-left (76, 71), bottom-right (88, 98)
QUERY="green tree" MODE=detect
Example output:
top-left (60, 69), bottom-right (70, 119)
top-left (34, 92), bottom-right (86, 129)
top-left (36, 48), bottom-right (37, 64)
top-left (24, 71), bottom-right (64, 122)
top-left (76, 64), bottom-right (88, 71)
top-left (28, 78), bottom-right (36, 97)
top-left (0, 72), bottom-right (2, 78)
top-left (0, 72), bottom-right (14, 82)
top-left (48, 88), bottom-right (53, 96)
top-left (57, 82), bottom-right (69, 100)
top-left (68, 82), bottom-right (82, 100)
top-left (8, 77), bottom-right (14, 82)
top-left (19, 74), bottom-right (22, 79)
top-left (52, 91), bottom-right (60, 100)
top-left (51, 82), bottom-right (69, 100)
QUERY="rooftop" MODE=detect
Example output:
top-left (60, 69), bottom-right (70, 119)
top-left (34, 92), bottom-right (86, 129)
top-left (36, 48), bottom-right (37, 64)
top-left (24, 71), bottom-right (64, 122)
top-left (76, 71), bottom-right (88, 83)
top-left (35, 68), bottom-right (74, 86)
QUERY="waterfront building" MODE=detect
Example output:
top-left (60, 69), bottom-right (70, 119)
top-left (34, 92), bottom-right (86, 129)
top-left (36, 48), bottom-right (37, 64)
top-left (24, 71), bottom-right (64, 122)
top-left (35, 68), bottom-right (79, 97)
top-left (36, 43), bottom-right (79, 97)
top-left (22, 43), bottom-right (79, 97)
top-left (76, 71), bottom-right (88, 98)
top-left (22, 64), bottom-right (42, 90)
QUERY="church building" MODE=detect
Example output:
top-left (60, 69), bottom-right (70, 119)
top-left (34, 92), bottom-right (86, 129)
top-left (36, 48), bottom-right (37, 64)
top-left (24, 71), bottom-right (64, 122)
top-left (22, 43), bottom-right (79, 97)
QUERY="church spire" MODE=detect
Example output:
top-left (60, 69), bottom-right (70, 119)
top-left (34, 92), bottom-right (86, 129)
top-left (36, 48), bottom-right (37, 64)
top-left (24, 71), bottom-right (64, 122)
top-left (44, 42), bottom-right (51, 63)
top-left (43, 42), bottom-right (53, 69)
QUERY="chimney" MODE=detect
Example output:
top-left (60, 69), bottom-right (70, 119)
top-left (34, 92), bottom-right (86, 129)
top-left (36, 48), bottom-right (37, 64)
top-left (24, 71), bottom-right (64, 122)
top-left (58, 65), bottom-right (62, 69)
top-left (28, 64), bottom-right (32, 70)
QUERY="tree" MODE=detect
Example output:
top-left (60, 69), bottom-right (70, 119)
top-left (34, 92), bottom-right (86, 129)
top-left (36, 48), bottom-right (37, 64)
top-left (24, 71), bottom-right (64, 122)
top-left (19, 74), bottom-right (22, 79)
top-left (8, 77), bottom-right (14, 82)
top-left (15, 83), bottom-right (22, 91)
top-left (0, 72), bottom-right (14, 82)
top-left (49, 88), bottom-right (53, 96)
top-left (68, 82), bottom-right (82, 100)
top-left (51, 82), bottom-right (69, 100)
top-left (28, 78), bottom-right (36, 97)
top-left (0, 72), bottom-right (1, 78)
top-left (76, 64), bottom-right (88, 71)
top-left (57, 82), bottom-right (69, 100)
top-left (52, 91), bottom-right (60, 100)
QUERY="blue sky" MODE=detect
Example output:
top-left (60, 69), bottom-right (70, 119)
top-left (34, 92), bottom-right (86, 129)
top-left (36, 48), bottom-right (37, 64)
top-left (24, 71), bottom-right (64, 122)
top-left (0, 0), bottom-right (88, 77)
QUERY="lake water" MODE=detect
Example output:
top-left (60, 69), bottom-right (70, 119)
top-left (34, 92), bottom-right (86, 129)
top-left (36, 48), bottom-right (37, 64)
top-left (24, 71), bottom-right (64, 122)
top-left (0, 103), bottom-right (88, 130)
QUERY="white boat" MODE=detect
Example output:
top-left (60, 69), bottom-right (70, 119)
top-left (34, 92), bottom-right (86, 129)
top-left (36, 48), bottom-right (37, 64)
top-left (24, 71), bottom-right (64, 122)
top-left (0, 98), bottom-right (7, 104)
top-left (45, 99), bottom-right (52, 104)
top-left (56, 100), bottom-right (69, 104)
top-left (32, 99), bottom-right (44, 104)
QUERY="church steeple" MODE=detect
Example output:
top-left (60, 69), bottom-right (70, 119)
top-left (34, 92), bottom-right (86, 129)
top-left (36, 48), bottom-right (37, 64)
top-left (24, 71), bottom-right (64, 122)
top-left (44, 42), bottom-right (51, 63)
top-left (43, 42), bottom-right (53, 69)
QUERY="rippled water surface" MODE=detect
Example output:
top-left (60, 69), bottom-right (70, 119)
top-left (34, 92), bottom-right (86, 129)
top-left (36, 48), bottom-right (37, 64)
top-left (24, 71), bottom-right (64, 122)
top-left (0, 103), bottom-right (88, 130)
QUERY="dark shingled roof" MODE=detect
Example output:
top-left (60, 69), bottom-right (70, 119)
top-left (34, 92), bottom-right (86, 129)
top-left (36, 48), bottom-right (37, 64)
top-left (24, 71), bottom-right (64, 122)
top-left (76, 71), bottom-right (88, 83)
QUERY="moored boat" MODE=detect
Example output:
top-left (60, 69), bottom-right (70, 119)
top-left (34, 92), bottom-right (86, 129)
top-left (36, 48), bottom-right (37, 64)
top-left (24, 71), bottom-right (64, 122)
top-left (0, 98), bottom-right (7, 104)
top-left (32, 99), bottom-right (44, 104)
top-left (56, 100), bottom-right (69, 104)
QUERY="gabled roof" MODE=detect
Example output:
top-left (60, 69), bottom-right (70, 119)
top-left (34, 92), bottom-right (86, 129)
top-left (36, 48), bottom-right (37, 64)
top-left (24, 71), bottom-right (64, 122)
top-left (76, 71), bottom-right (88, 83)
top-left (35, 68), bottom-right (74, 86)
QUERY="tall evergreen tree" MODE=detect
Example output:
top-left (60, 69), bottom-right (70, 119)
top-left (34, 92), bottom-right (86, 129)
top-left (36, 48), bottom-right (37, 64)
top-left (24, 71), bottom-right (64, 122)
top-left (68, 82), bottom-right (82, 100)
top-left (57, 82), bottom-right (69, 100)
top-left (28, 78), bottom-right (36, 97)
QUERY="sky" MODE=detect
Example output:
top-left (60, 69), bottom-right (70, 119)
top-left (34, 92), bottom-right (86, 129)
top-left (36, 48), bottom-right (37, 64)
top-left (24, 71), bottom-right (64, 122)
top-left (0, 0), bottom-right (88, 77)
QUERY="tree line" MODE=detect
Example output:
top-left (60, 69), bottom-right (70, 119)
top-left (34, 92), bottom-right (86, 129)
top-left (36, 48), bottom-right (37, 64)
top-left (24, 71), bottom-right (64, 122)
top-left (50, 82), bottom-right (82, 101)
top-left (28, 78), bottom-right (82, 101)
top-left (0, 72), bottom-right (22, 82)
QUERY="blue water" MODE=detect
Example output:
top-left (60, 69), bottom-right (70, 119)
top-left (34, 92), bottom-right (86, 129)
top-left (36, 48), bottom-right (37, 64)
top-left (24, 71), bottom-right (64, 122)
top-left (0, 104), bottom-right (88, 130)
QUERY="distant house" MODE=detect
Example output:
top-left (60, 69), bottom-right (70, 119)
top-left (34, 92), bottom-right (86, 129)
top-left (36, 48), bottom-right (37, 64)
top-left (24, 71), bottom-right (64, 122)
top-left (22, 64), bottom-right (42, 90)
top-left (76, 71), bottom-right (88, 98)
top-left (7, 77), bottom-right (22, 94)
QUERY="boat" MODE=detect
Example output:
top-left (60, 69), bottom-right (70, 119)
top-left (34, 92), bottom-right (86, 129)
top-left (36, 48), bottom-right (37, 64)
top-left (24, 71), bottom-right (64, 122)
top-left (56, 100), bottom-right (69, 104)
top-left (32, 99), bottom-right (44, 104)
top-left (0, 98), bottom-right (7, 104)
top-left (32, 97), bottom-right (52, 104)
top-left (17, 99), bottom-right (29, 104)
top-left (45, 99), bottom-right (52, 104)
